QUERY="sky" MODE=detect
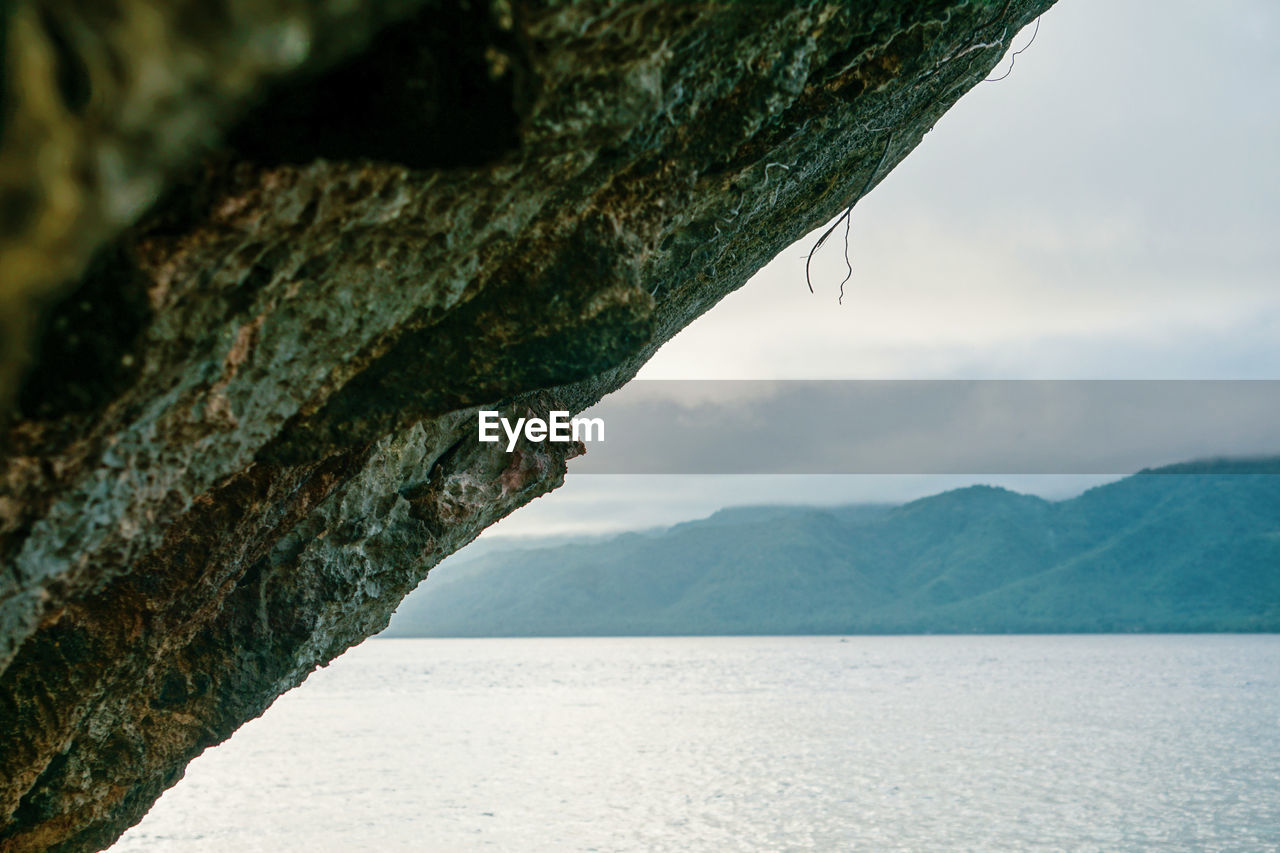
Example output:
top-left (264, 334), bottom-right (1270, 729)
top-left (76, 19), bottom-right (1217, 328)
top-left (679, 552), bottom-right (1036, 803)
top-left (488, 0), bottom-right (1280, 537)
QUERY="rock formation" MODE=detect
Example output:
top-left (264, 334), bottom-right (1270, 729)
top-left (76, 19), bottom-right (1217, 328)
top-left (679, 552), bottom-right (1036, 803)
top-left (0, 1), bottom-right (1052, 849)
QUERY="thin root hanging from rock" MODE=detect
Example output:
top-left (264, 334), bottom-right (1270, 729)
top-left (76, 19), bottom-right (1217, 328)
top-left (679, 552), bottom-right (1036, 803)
top-left (804, 16), bottom-right (1041, 304)
top-left (985, 16), bottom-right (1040, 82)
top-left (805, 130), bottom-right (893, 302)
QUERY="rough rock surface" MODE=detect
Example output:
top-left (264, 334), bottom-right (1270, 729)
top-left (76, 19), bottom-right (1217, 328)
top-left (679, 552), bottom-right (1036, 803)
top-left (0, 0), bottom-right (424, 417)
top-left (0, 1), bottom-right (1051, 850)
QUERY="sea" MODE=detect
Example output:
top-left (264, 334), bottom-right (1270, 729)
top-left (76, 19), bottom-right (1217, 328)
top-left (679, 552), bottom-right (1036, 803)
top-left (110, 635), bottom-right (1280, 852)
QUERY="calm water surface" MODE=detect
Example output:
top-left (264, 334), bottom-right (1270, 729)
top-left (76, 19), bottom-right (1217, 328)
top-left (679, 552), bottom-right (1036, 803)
top-left (111, 635), bottom-right (1280, 852)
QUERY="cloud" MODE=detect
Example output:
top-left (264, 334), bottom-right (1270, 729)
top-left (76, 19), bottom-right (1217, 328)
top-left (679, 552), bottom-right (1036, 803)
top-left (571, 381), bottom-right (1280, 474)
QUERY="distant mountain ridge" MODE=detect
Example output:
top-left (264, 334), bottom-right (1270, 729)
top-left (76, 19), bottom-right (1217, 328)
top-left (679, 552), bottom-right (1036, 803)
top-left (385, 460), bottom-right (1280, 636)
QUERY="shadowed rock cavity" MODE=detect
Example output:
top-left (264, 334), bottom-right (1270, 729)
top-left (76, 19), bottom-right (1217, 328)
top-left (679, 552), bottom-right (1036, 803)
top-left (0, 1), bottom-right (1053, 850)
top-left (229, 1), bottom-right (525, 170)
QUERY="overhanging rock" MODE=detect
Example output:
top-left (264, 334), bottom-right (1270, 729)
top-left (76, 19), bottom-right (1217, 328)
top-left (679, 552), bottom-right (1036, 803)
top-left (0, 1), bottom-right (1052, 850)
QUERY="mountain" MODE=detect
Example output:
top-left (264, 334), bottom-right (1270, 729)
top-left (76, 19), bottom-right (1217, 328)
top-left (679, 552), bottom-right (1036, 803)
top-left (384, 460), bottom-right (1280, 636)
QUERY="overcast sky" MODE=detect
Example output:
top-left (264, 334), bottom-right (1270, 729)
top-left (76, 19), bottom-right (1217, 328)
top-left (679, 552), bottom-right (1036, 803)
top-left (490, 0), bottom-right (1280, 537)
